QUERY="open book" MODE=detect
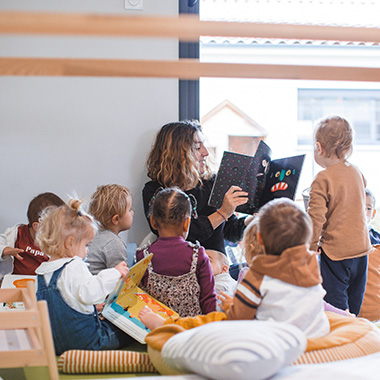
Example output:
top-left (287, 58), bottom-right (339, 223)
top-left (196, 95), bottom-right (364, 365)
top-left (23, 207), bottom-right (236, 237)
top-left (102, 253), bottom-right (178, 344)
top-left (208, 140), bottom-right (305, 214)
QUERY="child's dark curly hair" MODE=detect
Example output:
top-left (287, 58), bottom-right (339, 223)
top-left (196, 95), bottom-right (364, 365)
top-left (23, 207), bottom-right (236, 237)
top-left (149, 187), bottom-right (193, 228)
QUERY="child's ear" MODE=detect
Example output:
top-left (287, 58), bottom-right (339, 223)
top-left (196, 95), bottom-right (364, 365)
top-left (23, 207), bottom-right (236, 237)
top-left (221, 264), bottom-right (229, 274)
top-left (31, 222), bottom-right (39, 233)
top-left (150, 215), bottom-right (158, 230)
top-left (183, 216), bottom-right (191, 232)
top-left (257, 232), bottom-right (264, 247)
top-left (315, 141), bottom-right (323, 156)
top-left (111, 215), bottom-right (119, 226)
top-left (64, 235), bottom-right (75, 250)
top-left (373, 208), bottom-right (377, 220)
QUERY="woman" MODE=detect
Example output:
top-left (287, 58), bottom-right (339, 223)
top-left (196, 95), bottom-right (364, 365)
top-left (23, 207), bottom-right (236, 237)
top-left (143, 120), bottom-right (251, 254)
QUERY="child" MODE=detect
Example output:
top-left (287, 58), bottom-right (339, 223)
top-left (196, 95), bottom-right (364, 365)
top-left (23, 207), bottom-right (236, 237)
top-left (35, 199), bottom-right (133, 355)
top-left (237, 217), bottom-right (262, 284)
top-left (87, 184), bottom-right (134, 274)
top-left (136, 187), bottom-right (217, 317)
top-left (205, 249), bottom-right (236, 311)
top-left (365, 188), bottom-right (380, 245)
top-left (358, 189), bottom-right (380, 321)
top-left (139, 198), bottom-right (330, 338)
top-left (0, 192), bottom-right (64, 281)
top-left (308, 116), bottom-right (372, 316)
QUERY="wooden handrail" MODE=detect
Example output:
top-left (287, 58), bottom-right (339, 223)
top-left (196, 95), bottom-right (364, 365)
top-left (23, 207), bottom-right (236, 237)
top-left (1, 57), bottom-right (380, 81)
top-left (0, 11), bottom-right (379, 43)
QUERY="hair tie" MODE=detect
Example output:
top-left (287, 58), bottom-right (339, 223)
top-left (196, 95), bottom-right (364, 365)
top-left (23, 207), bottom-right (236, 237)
top-left (187, 194), bottom-right (198, 219)
top-left (78, 210), bottom-right (82, 216)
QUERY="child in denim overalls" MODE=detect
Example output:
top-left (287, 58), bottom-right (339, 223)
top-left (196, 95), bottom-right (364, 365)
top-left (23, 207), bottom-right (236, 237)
top-left (35, 199), bottom-right (133, 355)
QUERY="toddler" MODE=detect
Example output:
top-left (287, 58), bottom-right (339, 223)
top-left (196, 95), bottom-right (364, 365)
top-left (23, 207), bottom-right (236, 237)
top-left (87, 184), bottom-right (134, 274)
top-left (308, 116), bottom-right (372, 315)
top-left (136, 187), bottom-right (217, 317)
top-left (35, 199), bottom-right (133, 355)
top-left (140, 198), bottom-right (330, 338)
top-left (237, 218), bottom-right (263, 283)
top-left (0, 192), bottom-right (64, 280)
top-left (365, 188), bottom-right (380, 245)
top-left (205, 249), bottom-right (236, 311)
top-left (358, 188), bottom-right (380, 321)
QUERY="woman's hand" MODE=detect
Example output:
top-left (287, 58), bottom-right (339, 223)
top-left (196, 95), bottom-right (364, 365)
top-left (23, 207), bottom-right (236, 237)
top-left (219, 186), bottom-right (249, 219)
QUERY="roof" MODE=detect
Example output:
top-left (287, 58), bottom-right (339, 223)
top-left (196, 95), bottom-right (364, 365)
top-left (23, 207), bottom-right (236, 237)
top-left (200, 0), bottom-right (380, 47)
top-left (201, 99), bottom-right (268, 137)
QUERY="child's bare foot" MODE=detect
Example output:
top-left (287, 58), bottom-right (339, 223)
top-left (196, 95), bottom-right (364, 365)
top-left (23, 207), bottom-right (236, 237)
top-left (138, 306), bottom-right (166, 330)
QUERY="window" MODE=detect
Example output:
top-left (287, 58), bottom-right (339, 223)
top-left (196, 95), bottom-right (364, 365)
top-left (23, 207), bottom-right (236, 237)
top-left (298, 89), bottom-right (380, 145)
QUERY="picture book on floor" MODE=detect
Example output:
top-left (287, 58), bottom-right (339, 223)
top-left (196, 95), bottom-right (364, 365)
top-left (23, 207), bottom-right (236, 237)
top-left (208, 140), bottom-right (305, 214)
top-left (102, 253), bottom-right (178, 344)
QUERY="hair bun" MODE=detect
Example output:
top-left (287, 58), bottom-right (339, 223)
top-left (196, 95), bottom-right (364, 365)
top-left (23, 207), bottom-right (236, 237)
top-left (68, 199), bottom-right (83, 214)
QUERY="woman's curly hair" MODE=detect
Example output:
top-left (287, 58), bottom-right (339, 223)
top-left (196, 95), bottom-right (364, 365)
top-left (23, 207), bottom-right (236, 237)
top-left (146, 120), bottom-right (212, 190)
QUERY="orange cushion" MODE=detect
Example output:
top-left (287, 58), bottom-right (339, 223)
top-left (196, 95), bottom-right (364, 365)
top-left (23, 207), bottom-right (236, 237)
top-left (57, 350), bottom-right (157, 374)
top-left (293, 312), bottom-right (380, 364)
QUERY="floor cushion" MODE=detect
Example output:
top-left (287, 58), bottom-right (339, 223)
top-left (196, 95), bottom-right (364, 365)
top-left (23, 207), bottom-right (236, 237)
top-left (293, 312), bottom-right (380, 364)
top-left (57, 349), bottom-right (157, 374)
top-left (150, 320), bottom-right (307, 380)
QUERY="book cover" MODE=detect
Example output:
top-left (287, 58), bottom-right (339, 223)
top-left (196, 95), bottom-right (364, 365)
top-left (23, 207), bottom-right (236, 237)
top-left (102, 253), bottom-right (178, 344)
top-left (1, 274), bottom-right (37, 310)
top-left (208, 140), bottom-right (305, 214)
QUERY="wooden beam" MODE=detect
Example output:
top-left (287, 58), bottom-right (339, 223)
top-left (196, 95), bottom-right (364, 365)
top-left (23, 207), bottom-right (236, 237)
top-left (0, 11), bottom-right (380, 43)
top-left (1, 57), bottom-right (380, 82)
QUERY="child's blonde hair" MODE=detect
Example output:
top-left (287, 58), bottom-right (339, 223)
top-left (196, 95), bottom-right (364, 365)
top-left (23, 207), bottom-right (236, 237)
top-left (258, 198), bottom-right (312, 256)
top-left (207, 249), bottom-right (229, 268)
top-left (242, 218), bottom-right (264, 265)
top-left (37, 199), bottom-right (97, 258)
top-left (88, 184), bottom-right (131, 229)
top-left (314, 115), bottom-right (353, 159)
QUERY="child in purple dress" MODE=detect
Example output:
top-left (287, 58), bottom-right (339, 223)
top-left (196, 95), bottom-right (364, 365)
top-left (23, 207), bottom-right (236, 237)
top-left (136, 187), bottom-right (217, 317)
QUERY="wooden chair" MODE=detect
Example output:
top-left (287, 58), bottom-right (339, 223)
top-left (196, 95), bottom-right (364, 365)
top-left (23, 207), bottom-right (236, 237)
top-left (0, 281), bottom-right (58, 380)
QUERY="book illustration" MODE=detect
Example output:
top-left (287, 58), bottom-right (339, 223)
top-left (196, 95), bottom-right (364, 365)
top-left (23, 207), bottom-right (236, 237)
top-left (102, 253), bottom-right (178, 344)
top-left (208, 140), bottom-right (305, 214)
top-left (259, 154), bottom-right (306, 207)
top-left (1, 274), bottom-right (36, 310)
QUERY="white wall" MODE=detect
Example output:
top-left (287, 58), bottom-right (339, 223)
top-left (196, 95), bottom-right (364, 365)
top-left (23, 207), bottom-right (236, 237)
top-left (0, 1), bottom-right (179, 246)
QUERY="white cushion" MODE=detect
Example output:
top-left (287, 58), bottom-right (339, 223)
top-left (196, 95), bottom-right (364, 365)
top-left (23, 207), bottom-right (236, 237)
top-left (161, 320), bottom-right (306, 380)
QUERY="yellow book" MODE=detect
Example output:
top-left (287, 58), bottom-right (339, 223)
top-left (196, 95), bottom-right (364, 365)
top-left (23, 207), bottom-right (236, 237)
top-left (102, 253), bottom-right (178, 344)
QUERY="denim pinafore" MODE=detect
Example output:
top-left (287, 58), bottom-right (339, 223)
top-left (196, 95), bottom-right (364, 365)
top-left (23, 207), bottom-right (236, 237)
top-left (36, 260), bottom-right (132, 355)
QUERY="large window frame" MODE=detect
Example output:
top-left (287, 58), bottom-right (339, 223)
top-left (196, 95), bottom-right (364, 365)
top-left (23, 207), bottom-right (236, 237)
top-left (179, 0), bottom-right (200, 121)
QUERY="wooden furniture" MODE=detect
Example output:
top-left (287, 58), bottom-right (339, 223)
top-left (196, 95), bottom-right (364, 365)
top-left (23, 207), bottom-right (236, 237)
top-left (0, 11), bottom-right (380, 81)
top-left (0, 281), bottom-right (58, 380)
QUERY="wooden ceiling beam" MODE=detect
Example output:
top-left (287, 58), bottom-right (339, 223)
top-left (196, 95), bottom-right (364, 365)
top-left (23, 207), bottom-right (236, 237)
top-left (0, 11), bottom-right (380, 43)
top-left (1, 57), bottom-right (380, 82)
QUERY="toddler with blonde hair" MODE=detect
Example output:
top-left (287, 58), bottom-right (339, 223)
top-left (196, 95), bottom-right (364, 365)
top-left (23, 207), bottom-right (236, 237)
top-left (308, 115), bottom-right (372, 315)
top-left (87, 184), bottom-right (134, 274)
top-left (35, 199), bottom-right (132, 355)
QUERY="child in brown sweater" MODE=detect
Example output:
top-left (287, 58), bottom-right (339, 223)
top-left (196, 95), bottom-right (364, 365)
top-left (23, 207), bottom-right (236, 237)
top-left (308, 116), bottom-right (372, 316)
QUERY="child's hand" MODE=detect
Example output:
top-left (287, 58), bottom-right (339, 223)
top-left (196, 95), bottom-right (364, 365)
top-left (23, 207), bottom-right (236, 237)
top-left (96, 302), bottom-right (105, 313)
top-left (115, 261), bottom-right (129, 280)
top-left (2, 247), bottom-right (24, 261)
top-left (217, 291), bottom-right (233, 312)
